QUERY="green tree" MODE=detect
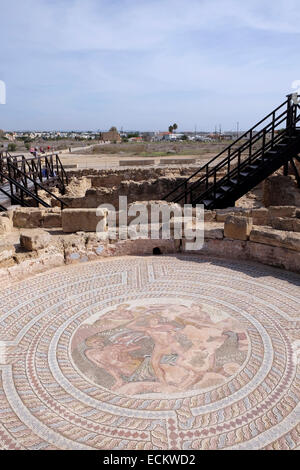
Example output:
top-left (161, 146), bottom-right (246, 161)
top-left (168, 125), bottom-right (174, 133)
top-left (173, 123), bottom-right (178, 132)
top-left (7, 143), bottom-right (17, 152)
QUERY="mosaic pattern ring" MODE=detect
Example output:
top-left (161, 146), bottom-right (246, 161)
top-left (0, 256), bottom-right (299, 450)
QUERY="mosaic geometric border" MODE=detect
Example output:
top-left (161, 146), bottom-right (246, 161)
top-left (0, 255), bottom-right (299, 450)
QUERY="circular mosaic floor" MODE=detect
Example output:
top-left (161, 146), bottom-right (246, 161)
top-left (0, 255), bottom-right (299, 450)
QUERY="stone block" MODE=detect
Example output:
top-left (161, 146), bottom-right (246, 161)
top-left (250, 227), bottom-right (300, 252)
top-left (0, 216), bottom-right (13, 234)
top-left (62, 233), bottom-right (88, 264)
top-left (248, 242), bottom-right (300, 273)
top-left (62, 208), bottom-right (108, 233)
top-left (203, 210), bottom-right (216, 222)
top-left (285, 233), bottom-right (300, 252)
top-left (13, 208), bottom-right (44, 228)
top-left (263, 175), bottom-right (300, 207)
top-left (215, 209), bottom-right (235, 223)
top-left (268, 206), bottom-right (296, 219)
top-left (183, 237), bottom-right (248, 258)
top-left (293, 219), bottom-right (300, 232)
top-left (271, 217), bottom-right (295, 232)
top-left (215, 208), bottom-right (251, 223)
top-left (224, 215), bottom-right (252, 241)
top-left (204, 223), bottom-right (224, 239)
top-left (43, 212), bottom-right (62, 228)
top-left (250, 227), bottom-right (286, 248)
top-left (20, 230), bottom-right (52, 251)
top-left (251, 208), bottom-right (269, 226)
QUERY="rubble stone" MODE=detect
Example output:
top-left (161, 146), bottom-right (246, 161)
top-left (20, 230), bottom-right (52, 251)
top-left (224, 215), bottom-right (253, 241)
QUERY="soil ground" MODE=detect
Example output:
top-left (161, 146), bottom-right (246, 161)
top-left (59, 141), bottom-right (240, 170)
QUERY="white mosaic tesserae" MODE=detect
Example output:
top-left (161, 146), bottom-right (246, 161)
top-left (0, 255), bottom-right (299, 450)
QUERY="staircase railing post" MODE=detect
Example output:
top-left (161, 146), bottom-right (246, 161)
top-left (7, 162), bottom-right (14, 199)
top-left (271, 111), bottom-right (275, 148)
top-left (38, 157), bottom-right (42, 183)
top-left (262, 129), bottom-right (266, 163)
top-left (286, 94), bottom-right (294, 136)
top-left (213, 171), bottom-right (216, 201)
top-left (0, 155), bottom-right (3, 184)
top-left (227, 148), bottom-right (230, 174)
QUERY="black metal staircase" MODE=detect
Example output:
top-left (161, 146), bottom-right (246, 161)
top-left (0, 152), bottom-right (69, 211)
top-left (164, 94), bottom-right (300, 209)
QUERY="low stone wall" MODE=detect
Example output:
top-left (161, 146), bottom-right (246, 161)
top-left (55, 176), bottom-right (195, 209)
top-left (119, 160), bottom-right (155, 166)
top-left (1, 209), bottom-right (300, 288)
top-left (159, 158), bottom-right (196, 165)
top-left (12, 207), bottom-right (62, 229)
top-left (67, 166), bottom-right (199, 182)
top-left (62, 208), bottom-right (107, 233)
top-left (213, 205), bottom-right (300, 231)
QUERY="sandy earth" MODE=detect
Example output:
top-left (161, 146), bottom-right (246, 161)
top-left (60, 152), bottom-right (220, 170)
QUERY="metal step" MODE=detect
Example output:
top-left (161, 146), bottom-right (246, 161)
top-left (220, 185), bottom-right (232, 192)
top-left (203, 199), bottom-right (213, 208)
top-left (163, 96), bottom-right (300, 210)
top-left (249, 164), bottom-right (259, 170)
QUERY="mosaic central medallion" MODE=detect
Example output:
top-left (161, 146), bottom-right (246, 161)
top-left (71, 299), bottom-right (249, 396)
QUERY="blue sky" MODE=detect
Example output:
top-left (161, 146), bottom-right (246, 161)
top-left (0, 0), bottom-right (300, 131)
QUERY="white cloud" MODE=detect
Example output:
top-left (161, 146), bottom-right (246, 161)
top-left (2, 0), bottom-right (300, 54)
top-left (1, 0), bottom-right (299, 130)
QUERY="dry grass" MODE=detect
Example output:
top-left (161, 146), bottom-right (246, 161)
top-left (91, 141), bottom-right (233, 157)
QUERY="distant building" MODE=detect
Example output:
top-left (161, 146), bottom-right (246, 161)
top-left (153, 132), bottom-right (175, 141)
top-left (4, 132), bottom-right (15, 141)
top-left (100, 130), bottom-right (121, 143)
top-left (128, 136), bottom-right (143, 142)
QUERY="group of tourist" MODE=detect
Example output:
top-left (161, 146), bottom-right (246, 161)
top-left (29, 146), bottom-right (53, 157)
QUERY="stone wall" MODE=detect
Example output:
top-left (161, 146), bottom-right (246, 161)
top-left (1, 206), bottom-right (300, 287)
top-left (263, 174), bottom-right (300, 207)
top-left (47, 167), bottom-right (229, 209)
top-left (55, 176), bottom-right (199, 209)
top-left (12, 207), bottom-right (62, 229)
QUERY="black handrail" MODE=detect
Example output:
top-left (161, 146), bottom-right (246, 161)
top-left (193, 124), bottom-right (300, 205)
top-left (1, 153), bottom-right (68, 190)
top-left (164, 93), bottom-right (299, 206)
top-left (0, 170), bottom-right (50, 208)
top-left (6, 160), bottom-right (68, 210)
top-left (179, 109), bottom-right (292, 203)
top-left (163, 98), bottom-right (289, 201)
top-left (0, 151), bottom-right (69, 207)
